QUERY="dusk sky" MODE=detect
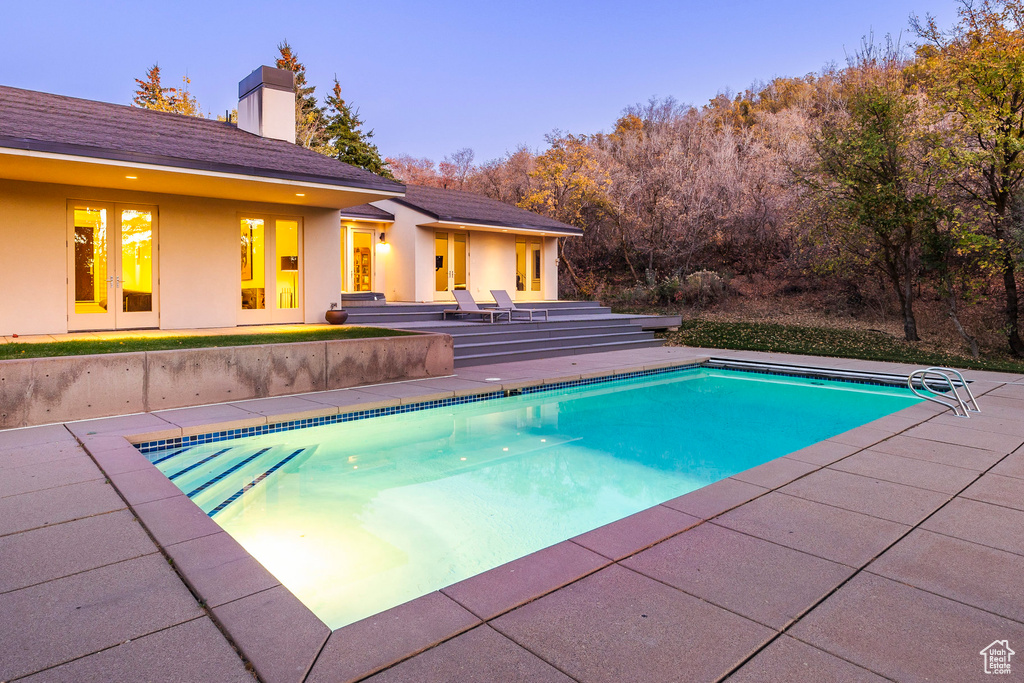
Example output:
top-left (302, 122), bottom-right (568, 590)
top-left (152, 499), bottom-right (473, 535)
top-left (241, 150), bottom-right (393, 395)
top-left (2, 0), bottom-right (960, 163)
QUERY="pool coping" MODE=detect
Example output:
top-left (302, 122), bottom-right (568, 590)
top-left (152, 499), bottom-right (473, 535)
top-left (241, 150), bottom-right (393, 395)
top-left (62, 352), bottom-right (1016, 683)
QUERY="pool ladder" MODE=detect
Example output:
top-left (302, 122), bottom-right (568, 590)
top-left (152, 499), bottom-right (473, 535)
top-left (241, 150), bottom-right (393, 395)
top-left (908, 367), bottom-right (980, 418)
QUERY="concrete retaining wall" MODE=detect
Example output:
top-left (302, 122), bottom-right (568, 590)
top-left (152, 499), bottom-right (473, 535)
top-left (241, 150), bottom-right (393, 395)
top-left (0, 333), bottom-right (453, 429)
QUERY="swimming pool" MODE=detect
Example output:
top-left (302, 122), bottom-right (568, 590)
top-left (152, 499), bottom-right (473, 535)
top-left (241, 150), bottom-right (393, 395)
top-left (144, 366), bottom-right (920, 628)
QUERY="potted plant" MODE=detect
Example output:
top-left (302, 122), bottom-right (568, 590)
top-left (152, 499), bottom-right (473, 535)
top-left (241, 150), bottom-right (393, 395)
top-left (325, 302), bottom-right (349, 325)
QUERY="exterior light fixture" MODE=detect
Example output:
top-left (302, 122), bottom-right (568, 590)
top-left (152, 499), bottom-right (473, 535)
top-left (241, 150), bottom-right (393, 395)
top-left (375, 232), bottom-right (391, 254)
top-left (125, 175), bottom-right (137, 180)
top-left (295, 193), bottom-right (306, 197)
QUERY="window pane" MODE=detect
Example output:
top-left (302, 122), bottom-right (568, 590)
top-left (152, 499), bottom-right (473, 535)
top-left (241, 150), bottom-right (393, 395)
top-left (530, 239), bottom-right (541, 292)
top-left (74, 207), bottom-right (108, 314)
top-left (121, 209), bottom-right (153, 312)
top-left (453, 234), bottom-right (467, 291)
top-left (352, 232), bottom-right (372, 292)
top-left (241, 218), bottom-right (265, 309)
top-left (435, 233), bottom-right (448, 292)
top-left (276, 220), bottom-right (299, 309)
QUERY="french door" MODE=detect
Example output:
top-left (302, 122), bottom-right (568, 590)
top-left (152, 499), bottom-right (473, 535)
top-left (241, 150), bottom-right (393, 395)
top-left (67, 202), bottom-right (159, 331)
top-left (515, 235), bottom-right (543, 300)
top-left (434, 231), bottom-right (468, 300)
top-left (239, 215), bottom-right (303, 324)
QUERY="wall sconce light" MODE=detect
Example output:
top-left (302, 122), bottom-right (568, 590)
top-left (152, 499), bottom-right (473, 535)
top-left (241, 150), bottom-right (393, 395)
top-left (376, 232), bottom-right (391, 254)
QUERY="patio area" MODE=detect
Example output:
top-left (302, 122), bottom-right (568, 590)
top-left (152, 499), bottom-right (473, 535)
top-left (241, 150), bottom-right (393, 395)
top-left (2, 346), bottom-right (1023, 682)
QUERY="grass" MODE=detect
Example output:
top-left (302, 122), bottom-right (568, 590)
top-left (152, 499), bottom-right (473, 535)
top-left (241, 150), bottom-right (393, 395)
top-left (0, 327), bottom-right (414, 360)
top-left (661, 319), bottom-right (1024, 374)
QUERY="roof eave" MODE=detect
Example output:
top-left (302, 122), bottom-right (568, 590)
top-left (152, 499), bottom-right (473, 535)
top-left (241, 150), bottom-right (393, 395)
top-left (339, 211), bottom-right (395, 222)
top-left (388, 197), bottom-right (582, 236)
top-left (423, 217), bottom-right (583, 237)
top-left (0, 135), bottom-right (406, 194)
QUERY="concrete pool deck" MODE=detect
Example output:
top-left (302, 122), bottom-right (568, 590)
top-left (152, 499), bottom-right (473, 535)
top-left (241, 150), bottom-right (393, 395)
top-left (1, 346), bottom-right (1023, 682)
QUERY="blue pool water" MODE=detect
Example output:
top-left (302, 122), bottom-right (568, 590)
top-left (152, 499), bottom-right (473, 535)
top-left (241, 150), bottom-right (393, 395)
top-left (145, 368), bottom-right (920, 628)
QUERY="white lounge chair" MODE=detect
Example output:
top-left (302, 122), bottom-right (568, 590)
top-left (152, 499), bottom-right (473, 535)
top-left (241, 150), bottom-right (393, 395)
top-left (490, 290), bottom-right (549, 321)
top-left (442, 290), bottom-right (511, 322)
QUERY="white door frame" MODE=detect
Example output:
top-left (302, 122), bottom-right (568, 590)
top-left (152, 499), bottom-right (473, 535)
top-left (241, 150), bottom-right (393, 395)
top-left (238, 214), bottom-right (304, 325)
top-left (67, 201), bottom-right (160, 331)
top-left (433, 231), bottom-right (469, 301)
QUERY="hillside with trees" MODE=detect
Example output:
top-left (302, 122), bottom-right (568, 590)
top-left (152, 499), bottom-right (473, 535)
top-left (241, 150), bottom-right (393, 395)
top-left (387, 0), bottom-right (1024, 364)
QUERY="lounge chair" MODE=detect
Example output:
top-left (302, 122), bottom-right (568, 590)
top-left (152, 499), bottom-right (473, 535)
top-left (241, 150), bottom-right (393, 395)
top-left (490, 290), bottom-right (549, 321)
top-left (442, 290), bottom-right (511, 322)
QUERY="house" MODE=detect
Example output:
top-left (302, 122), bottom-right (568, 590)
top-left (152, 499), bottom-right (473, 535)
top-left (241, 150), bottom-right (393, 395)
top-left (0, 66), bottom-right (580, 337)
top-left (340, 184), bottom-right (581, 303)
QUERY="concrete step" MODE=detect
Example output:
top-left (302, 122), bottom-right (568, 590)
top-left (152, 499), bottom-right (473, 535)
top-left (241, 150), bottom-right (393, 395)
top-left (455, 338), bottom-right (665, 367)
top-left (454, 330), bottom-right (657, 355)
top-left (510, 300), bottom-right (604, 309)
top-left (431, 320), bottom-right (642, 341)
top-left (346, 307), bottom-right (614, 326)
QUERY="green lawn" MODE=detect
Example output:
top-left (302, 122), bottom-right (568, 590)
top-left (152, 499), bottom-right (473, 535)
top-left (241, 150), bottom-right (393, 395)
top-left (662, 319), bottom-right (1024, 374)
top-left (0, 327), bottom-right (414, 360)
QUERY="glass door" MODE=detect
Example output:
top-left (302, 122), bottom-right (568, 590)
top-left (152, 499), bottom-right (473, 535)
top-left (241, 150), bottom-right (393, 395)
top-left (434, 231), bottom-right (468, 300)
top-left (68, 203), bottom-right (159, 330)
top-left (515, 235), bottom-right (543, 300)
top-left (351, 231), bottom-right (373, 292)
top-left (118, 207), bottom-right (158, 328)
top-left (240, 215), bottom-right (303, 324)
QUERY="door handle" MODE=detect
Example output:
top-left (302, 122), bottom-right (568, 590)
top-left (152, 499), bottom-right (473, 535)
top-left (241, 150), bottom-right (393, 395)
top-left (106, 275), bottom-right (114, 289)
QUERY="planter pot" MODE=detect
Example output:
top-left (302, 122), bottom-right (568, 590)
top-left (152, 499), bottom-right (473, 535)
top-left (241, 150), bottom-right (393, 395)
top-left (325, 309), bottom-right (349, 325)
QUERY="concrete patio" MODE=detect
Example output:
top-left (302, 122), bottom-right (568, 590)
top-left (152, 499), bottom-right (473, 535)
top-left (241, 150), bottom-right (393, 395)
top-left (2, 346), bottom-right (1023, 682)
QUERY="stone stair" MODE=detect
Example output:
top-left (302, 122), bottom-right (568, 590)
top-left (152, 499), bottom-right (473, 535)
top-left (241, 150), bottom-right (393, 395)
top-left (343, 301), bottom-right (677, 367)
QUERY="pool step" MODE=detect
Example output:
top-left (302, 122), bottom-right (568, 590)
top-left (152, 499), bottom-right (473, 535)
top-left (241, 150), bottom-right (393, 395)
top-left (152, 443), bottom-right (308, 516)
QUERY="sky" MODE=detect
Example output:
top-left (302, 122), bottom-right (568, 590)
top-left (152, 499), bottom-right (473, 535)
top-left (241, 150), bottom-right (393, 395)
top-left (0, 0), bottom-right (961, 164)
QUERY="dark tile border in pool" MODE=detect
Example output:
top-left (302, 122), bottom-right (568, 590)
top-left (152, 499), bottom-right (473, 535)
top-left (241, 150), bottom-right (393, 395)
top-left (134, 359), bottom-right (915, 457)
top-left (77, 355), bottom-right (977, 683)
top-left (134, 362), bottom-right (707, 455)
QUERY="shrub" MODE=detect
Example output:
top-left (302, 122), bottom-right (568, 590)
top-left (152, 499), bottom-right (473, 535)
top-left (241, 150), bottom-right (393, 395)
top-left (680, 270), bottom-right (726, 307)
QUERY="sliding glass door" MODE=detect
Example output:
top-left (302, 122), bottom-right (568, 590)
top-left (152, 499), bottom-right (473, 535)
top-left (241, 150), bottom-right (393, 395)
top-left (67, 203), bottom-right (159, 330)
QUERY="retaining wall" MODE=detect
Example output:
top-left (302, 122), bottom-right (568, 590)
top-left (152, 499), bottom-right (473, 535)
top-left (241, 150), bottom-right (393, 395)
top-left (0, 333), bottom-right (453, 429)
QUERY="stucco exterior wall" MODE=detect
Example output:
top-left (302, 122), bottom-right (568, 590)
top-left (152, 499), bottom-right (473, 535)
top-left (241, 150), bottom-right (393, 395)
top-left (370, 201), bottom-right (423, 301)
top-left (303, 214), bottom-right (342, 322)
top-left (467, 231), bottom-right (517, 302)
top-left (0, 180), bottom-right (68, 335)
top-left (0, 178), bottom-right (343, 335)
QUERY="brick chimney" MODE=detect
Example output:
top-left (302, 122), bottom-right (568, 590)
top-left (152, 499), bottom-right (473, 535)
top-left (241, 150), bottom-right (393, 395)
top-left (237, 66), bottom-right (296, 144)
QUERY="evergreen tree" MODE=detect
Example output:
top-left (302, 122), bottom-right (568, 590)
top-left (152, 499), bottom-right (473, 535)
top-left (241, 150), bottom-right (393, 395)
top-left (133, 64), bottom-right (173, 110)
top-left (275, 40), bottom-right (326, 149)
top-left (323, 78), bottom-right (393, 178)
top-left (132, 64), bottom-right (203, 117)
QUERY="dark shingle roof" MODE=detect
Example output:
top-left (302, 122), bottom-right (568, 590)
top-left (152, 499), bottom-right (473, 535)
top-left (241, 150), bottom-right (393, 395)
top-left (392, 185), bottom-right (582, 235)
top-left (339, 204), bottom-right (394, 221)
top-left (0, 85), bottom-right (404, 193)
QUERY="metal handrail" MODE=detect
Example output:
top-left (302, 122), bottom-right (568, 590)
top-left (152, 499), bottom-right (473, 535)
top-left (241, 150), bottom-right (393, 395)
top-left (908, 367), bottom-right (980, 418)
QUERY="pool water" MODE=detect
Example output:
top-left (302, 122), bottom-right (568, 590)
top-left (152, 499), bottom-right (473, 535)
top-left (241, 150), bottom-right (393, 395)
top-left (146, 368), bottom-right (920, 628)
